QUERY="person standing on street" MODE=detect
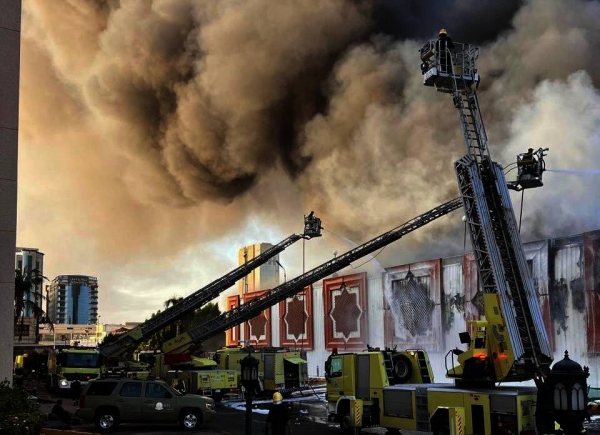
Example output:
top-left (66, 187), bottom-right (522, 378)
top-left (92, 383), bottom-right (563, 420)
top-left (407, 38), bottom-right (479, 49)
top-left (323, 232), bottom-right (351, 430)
top-left (70, 376), bottom-right (82, 406)
top-left (265, 392), bottom-right (292, 435)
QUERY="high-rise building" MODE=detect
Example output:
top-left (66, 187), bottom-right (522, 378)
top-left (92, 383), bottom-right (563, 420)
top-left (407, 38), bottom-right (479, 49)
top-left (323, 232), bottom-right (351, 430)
top-left (15, 247), bottom-right (45, 317)
top-left (48, 275), bottom-right (99, 324)
top-left (237, 243), bottom-right (280, 294)
top-left (229, 243), bottom-right (282, 348)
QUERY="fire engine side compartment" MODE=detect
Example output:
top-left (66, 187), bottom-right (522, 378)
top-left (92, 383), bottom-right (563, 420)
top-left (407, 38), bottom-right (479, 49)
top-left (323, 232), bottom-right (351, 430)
top-left (378, 384), bottom-right (537, 434)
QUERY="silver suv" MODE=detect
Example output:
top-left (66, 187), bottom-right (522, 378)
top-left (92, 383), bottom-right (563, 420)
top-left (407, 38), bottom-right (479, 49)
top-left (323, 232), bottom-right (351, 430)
top-left (76, 378), bottom-right (216, 432)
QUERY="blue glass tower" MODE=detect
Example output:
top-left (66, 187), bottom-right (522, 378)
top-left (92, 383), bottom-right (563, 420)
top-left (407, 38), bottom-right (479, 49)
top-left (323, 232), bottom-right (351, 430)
top-left (48, 275), bottom-right (98, 324)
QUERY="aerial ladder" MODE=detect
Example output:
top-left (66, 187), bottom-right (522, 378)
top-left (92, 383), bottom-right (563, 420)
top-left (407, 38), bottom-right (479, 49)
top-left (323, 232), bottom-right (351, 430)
top-left (163, 197), bottom-right (463, 353)
top-left (161, 116), bottom-right (548, 355)
top-left (420, 35), bottom-right (588, 433)
top-left (319, 36), bottom-right (588, 435)
top-left (99, 212), bottom-right (323, 359)
top-left (421, 37), bottom-right (553, 384)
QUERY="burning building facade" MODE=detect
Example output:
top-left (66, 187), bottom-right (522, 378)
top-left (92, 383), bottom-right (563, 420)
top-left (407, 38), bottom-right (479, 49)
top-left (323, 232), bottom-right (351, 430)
top-left (230, 229), bottom-right (600, 387)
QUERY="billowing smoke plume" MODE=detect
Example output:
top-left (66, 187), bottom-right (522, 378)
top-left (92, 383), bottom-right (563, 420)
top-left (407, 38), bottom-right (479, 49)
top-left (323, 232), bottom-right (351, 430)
top-left (18, 0), bottom-right (600, 321)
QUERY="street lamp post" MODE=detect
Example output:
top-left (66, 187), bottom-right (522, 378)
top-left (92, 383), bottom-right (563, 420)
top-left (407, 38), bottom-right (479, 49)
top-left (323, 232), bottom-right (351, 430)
top-left (240, 353), bottom-right (261, 435)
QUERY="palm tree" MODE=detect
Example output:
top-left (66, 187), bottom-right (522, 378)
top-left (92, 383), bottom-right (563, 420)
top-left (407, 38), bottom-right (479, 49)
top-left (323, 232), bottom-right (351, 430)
top-left (164, 296), bottom-right (190, 336)
top-left (14, 268), bottom-right (53, 342)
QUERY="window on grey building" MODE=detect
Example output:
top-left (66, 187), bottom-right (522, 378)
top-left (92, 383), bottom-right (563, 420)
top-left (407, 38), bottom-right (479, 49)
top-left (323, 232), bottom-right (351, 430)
top-left (14, 325), bottom-right (30, 336)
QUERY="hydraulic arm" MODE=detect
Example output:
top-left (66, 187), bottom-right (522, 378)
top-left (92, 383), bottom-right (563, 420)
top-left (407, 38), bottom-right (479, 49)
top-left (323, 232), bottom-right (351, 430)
top-left (99, 213), bottom-right (322, 358)
top-left (163, 198), bottom-right (462, 353)
top-left (420, 40), bottom-right (553, 383)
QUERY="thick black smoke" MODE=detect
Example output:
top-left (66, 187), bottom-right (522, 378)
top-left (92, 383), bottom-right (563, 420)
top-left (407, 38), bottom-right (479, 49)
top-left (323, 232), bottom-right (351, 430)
top-left (18, 0), bottom-right (600, 321)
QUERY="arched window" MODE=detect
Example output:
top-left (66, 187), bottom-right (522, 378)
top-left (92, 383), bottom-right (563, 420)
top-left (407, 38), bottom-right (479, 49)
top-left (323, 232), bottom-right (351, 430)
top-left (572, 383), bottom-right (585, 411)
top-left (554, 383), bottom-right (568, 410)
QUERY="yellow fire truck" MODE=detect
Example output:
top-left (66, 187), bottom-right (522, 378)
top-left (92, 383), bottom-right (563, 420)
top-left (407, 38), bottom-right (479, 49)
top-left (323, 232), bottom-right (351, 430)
top-left (325, 344), bottom-right (540, 434)
top-left (214, 346), bottom-right (309, 394)
top-left (161, 353), bottom-right (238, 401)
top-left (47, 348), bottom-right (103, 393)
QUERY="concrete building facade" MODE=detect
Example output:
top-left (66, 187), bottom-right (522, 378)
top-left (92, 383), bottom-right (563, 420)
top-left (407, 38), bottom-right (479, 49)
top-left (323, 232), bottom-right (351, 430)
top-left (48, 275), bottom-right (99, 325)
top-left (227, 229), bottom-right (600, 387)
top-left (15, 247), bottom-right (44, 317)
top-left (225, 243), bottom-right (281, 346)
top-left (13, 248), bottom-right (43, 345)
top-left (37, 322), bottom-right (141, 348)
top-left (38, 323), bottom-right (106, 348)
top-left (0, 0), bottom-right (21, 383)
top-left (237, 243), bottom-right (280, 294)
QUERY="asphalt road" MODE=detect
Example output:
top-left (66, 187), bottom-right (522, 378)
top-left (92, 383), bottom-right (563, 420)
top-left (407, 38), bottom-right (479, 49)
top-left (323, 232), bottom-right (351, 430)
top-left (40, 397), bottom-right (343, 435)
top-left (33, 378), bottom-right (600, 435)
top-left (41, 399), bottom-right (600, 435)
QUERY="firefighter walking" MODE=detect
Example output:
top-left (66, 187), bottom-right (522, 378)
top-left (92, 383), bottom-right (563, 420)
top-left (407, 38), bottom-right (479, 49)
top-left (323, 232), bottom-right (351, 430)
top-left (264, 392), bottom-right (292, 435)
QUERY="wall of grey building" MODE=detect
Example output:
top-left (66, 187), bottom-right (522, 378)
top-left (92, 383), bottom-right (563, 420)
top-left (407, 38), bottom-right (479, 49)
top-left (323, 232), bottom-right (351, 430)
top-left (0, 0), bottom-right (22, 383)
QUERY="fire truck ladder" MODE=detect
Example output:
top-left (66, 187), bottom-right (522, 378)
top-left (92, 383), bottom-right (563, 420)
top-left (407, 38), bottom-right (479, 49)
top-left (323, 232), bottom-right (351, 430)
top-left (416, 350), bottom-right (432, 383)
top-left (99, 213), bottom-right (323, 358)
top-left (166, 198), bottom-right (462, 351)
top-left (383, 352), bottom-right (395, 382)
top-left (441, 45), bottom-right (552, 378)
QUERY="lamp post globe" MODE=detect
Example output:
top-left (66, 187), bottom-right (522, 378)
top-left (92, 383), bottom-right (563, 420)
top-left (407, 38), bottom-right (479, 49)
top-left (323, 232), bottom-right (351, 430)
top-left (241, 353), bottom-right (259, 383)
top-left (547, 351), bottom-right (589, 434)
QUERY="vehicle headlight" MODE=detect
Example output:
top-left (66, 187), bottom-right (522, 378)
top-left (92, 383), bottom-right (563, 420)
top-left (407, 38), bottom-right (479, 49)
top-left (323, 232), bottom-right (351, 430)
top-left (60, 380), bottom-right (69, 386)
top-left (205, 401), bottom-right (215, 410)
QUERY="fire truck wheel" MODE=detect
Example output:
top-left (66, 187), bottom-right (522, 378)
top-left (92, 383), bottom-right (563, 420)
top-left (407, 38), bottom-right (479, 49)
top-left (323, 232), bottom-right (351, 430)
top-left (339, 410), bottom-right (361, 435)
top-left (392, 355), bottom-right (413, 383)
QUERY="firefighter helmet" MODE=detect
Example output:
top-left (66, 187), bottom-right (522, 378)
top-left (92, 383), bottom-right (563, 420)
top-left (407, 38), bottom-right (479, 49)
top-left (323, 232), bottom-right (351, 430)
top-left (439, 28), bottom-right (447, 35)
top-left (273, 392), bottom-right (283, 403)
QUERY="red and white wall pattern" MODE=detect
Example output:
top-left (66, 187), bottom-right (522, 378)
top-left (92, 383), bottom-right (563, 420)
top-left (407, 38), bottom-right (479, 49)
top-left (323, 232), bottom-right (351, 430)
top-left (223, 230), bottom-right (600, 385)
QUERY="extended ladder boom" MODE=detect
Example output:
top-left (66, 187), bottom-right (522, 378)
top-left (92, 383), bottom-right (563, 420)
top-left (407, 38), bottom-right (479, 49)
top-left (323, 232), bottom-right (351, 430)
top-left (100, 213), bottom-right (322, 358)
top-left (164, 198), bottom-right (462, 353)
top-left (421, 40), bottom-right (552, 382)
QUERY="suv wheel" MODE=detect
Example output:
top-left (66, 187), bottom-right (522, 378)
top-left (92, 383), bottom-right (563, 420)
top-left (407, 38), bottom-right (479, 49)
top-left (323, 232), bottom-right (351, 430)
top-left (95, 408), bottom-right (119, 432)
top-left (180, 409), bottom-right (202, 431)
